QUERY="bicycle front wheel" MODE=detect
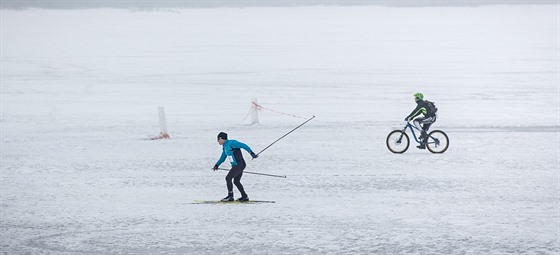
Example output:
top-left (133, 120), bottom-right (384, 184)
top-left (386, 130), bottom-right (409, 154)
top-left (426, 130), bottom-right (449, 154)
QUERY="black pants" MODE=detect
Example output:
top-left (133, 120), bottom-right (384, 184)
top-left (414, 116), bottom-right (437, 144)
top-left (226, 164), bottom-right (246, 196)
top-left (413, 115), bottom-right (437, 132)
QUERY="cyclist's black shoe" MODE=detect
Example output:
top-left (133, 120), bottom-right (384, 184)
top-left (237, 195), bottom-right (249, 202)
top-left (221, 195), bottom-right (234, 202)
top-left (417, 144), bottom-right (426, 149)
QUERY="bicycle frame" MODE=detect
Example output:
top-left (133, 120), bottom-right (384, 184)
top-left (402, 122), bottom-right (424, 144)
top-left (400, 122), bottom-right (441, 147)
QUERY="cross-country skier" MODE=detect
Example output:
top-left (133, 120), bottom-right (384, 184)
top-left (212, 132), bottom-right (258, 202)
top-left (405, 92), bottom-right (437, 149)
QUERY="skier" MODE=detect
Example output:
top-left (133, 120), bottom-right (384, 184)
top-left (212, 132), bottom-right (258, 202)
top-left (405, 92), bottom-right (437, 149)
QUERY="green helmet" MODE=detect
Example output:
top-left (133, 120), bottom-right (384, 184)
top-left (413, 92), bottom-right (424, 101)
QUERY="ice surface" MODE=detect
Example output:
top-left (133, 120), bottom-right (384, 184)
top-left (1, 5), bottom-right (559, 254)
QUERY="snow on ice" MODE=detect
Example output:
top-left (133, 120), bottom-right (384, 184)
top-left (1, 4), bottom-right (559, 254)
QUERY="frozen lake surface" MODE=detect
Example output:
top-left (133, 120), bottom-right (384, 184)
top-left (1, 5), bottom-right (559, 254)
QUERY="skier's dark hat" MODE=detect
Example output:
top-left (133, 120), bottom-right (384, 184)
top-left (217, 132), bottom-right (228, 140)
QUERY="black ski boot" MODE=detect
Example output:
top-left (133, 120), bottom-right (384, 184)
top-left (237, 194), bottom-right (249, 202)
top-left (221, 194), bottom-right (234, 202)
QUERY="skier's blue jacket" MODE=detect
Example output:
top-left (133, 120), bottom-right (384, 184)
top-left (216, 140), bottom-right (254, 167)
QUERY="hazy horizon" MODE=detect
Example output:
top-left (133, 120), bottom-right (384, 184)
top-left (1, 0), bottom-right (558, 10)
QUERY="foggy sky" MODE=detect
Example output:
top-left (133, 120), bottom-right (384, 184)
top-left (1, 0), bottom-right (557, 10)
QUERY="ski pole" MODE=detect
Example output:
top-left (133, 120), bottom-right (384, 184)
top-left (256, 115), bottom-right (315, 156)
top-left (216, 168), bottom-right (287, 178)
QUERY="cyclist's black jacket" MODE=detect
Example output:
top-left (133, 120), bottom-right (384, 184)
top-left (406, 100), bottom-right (435, 121)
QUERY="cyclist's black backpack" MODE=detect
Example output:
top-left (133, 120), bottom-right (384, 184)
top-left (425, 100), bottom-right (438, 114)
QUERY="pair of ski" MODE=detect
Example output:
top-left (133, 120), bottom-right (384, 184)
top-left (192, 200), bottom-right (275, 204)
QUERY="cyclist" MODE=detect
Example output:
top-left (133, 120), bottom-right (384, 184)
top-left (405, 92), bottom-right (437, 149)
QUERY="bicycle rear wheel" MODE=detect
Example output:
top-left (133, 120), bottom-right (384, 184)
top-left (426, 130), bottom-right (449, 154)
top-left (386, 130), bottom-right (409, 153)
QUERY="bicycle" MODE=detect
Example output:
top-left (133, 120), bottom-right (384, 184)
top-left (386, 121), bottom-right (449, 154)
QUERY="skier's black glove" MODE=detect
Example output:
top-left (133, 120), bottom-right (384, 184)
top-left (250, 152), bottom-right (258, 159)
top-left (212, 165), bottom-right (219, 171)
